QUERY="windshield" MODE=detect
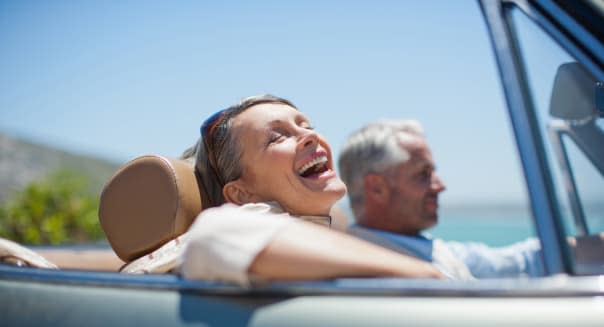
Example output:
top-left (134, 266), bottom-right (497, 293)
top-left (508, 4), bottom-right (604, 274)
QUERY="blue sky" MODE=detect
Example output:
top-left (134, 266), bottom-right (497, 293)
top-left (0, 1), bottom-right (530, 206)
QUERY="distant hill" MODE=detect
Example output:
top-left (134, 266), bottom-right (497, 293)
top-left (0, 133), bottom-right (120, 203)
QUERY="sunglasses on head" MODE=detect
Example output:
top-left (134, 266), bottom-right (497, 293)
top-left (200, 109), bottom-right (227, 140)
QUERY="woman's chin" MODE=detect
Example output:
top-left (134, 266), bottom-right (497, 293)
top-left (314, 183), bottom-right (347, 214)
top-left (325, 179), bottom-right (347, 199)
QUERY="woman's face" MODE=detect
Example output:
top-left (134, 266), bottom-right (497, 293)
top-left (227, 103), bottom-right (346, 216)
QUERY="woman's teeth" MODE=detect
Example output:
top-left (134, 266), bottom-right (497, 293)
top-left (298, 156), bottom-right (328, 176)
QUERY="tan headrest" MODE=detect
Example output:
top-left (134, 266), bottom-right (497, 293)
top-left (99, 155), bottom-right (202, 262)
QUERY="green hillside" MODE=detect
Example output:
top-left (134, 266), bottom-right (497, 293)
top-left (0, 132), bottom-right (120, 203)
top-left (0, 133), bottom-right (122, 244)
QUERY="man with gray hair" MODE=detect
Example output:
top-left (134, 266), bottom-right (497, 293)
top-left (338, 120), bottom-right (544, 279)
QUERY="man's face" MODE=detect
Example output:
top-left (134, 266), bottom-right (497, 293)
top-left (383, 135), bottom-right (446, 235)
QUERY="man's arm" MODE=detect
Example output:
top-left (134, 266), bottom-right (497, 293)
top-left (446, 239), bottom-right (544, 278)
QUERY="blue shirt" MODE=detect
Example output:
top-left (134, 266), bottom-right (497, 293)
top-left (348, 224), bottom-right (545, 278)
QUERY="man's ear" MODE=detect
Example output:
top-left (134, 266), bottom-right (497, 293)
top-left (363, 174), bottom-right (390, 204)
top-left (223, 179), bottom-right (260, 205)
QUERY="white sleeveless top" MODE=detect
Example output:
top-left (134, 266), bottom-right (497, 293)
top-left (178, 202), bottom-right (330, 286)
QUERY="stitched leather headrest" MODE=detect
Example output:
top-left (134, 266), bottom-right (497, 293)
top-left (99, 155), bottom-right (202, 262)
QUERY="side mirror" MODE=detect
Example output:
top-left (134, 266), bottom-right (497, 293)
top-left (549, 62), bottom-right (601, 122)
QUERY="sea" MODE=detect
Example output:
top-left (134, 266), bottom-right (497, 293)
top-left (343, 205), bottom-right (604, 247)
top-left (427, 210), bottom-right (536, 247)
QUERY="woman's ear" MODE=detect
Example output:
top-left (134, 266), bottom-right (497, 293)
top-left (223, 179), bottom-right (260, 205)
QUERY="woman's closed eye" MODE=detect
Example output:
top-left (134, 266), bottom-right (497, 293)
top-left (267, 130), bottom-right (289, 145)
top-left (299, 121), bottom-right (314, 130)
top-left (267, 121), bottom-right (314, 146)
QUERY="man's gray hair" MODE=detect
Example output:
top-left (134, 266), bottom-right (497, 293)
top-left (338, 119), bottom-right (424, 219)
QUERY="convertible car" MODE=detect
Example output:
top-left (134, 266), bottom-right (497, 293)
top-left (1, 0), bottom-right (603, 326)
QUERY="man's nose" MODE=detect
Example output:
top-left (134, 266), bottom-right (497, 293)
top-left (431, 173), bottom-right (446, 193)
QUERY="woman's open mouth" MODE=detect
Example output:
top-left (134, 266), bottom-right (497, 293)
top-left (298, 155), bottom-right (329, 178)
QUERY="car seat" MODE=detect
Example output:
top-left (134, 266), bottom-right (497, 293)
top-left (98, 155), bottom-right (203, 273)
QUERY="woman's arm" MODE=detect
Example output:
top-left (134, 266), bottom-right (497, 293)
top-left (180, 203), bottom-right (442, 285)
top-left (250, 219), bottom-right (444, 280)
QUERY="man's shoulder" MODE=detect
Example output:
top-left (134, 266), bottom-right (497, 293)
top-left (348, 224), bottom-right (430, 241)
top-left (347, 224), bottom-right (434, 261)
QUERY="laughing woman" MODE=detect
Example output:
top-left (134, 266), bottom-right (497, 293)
top-left (179, 94), bottom-right (443, 285)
